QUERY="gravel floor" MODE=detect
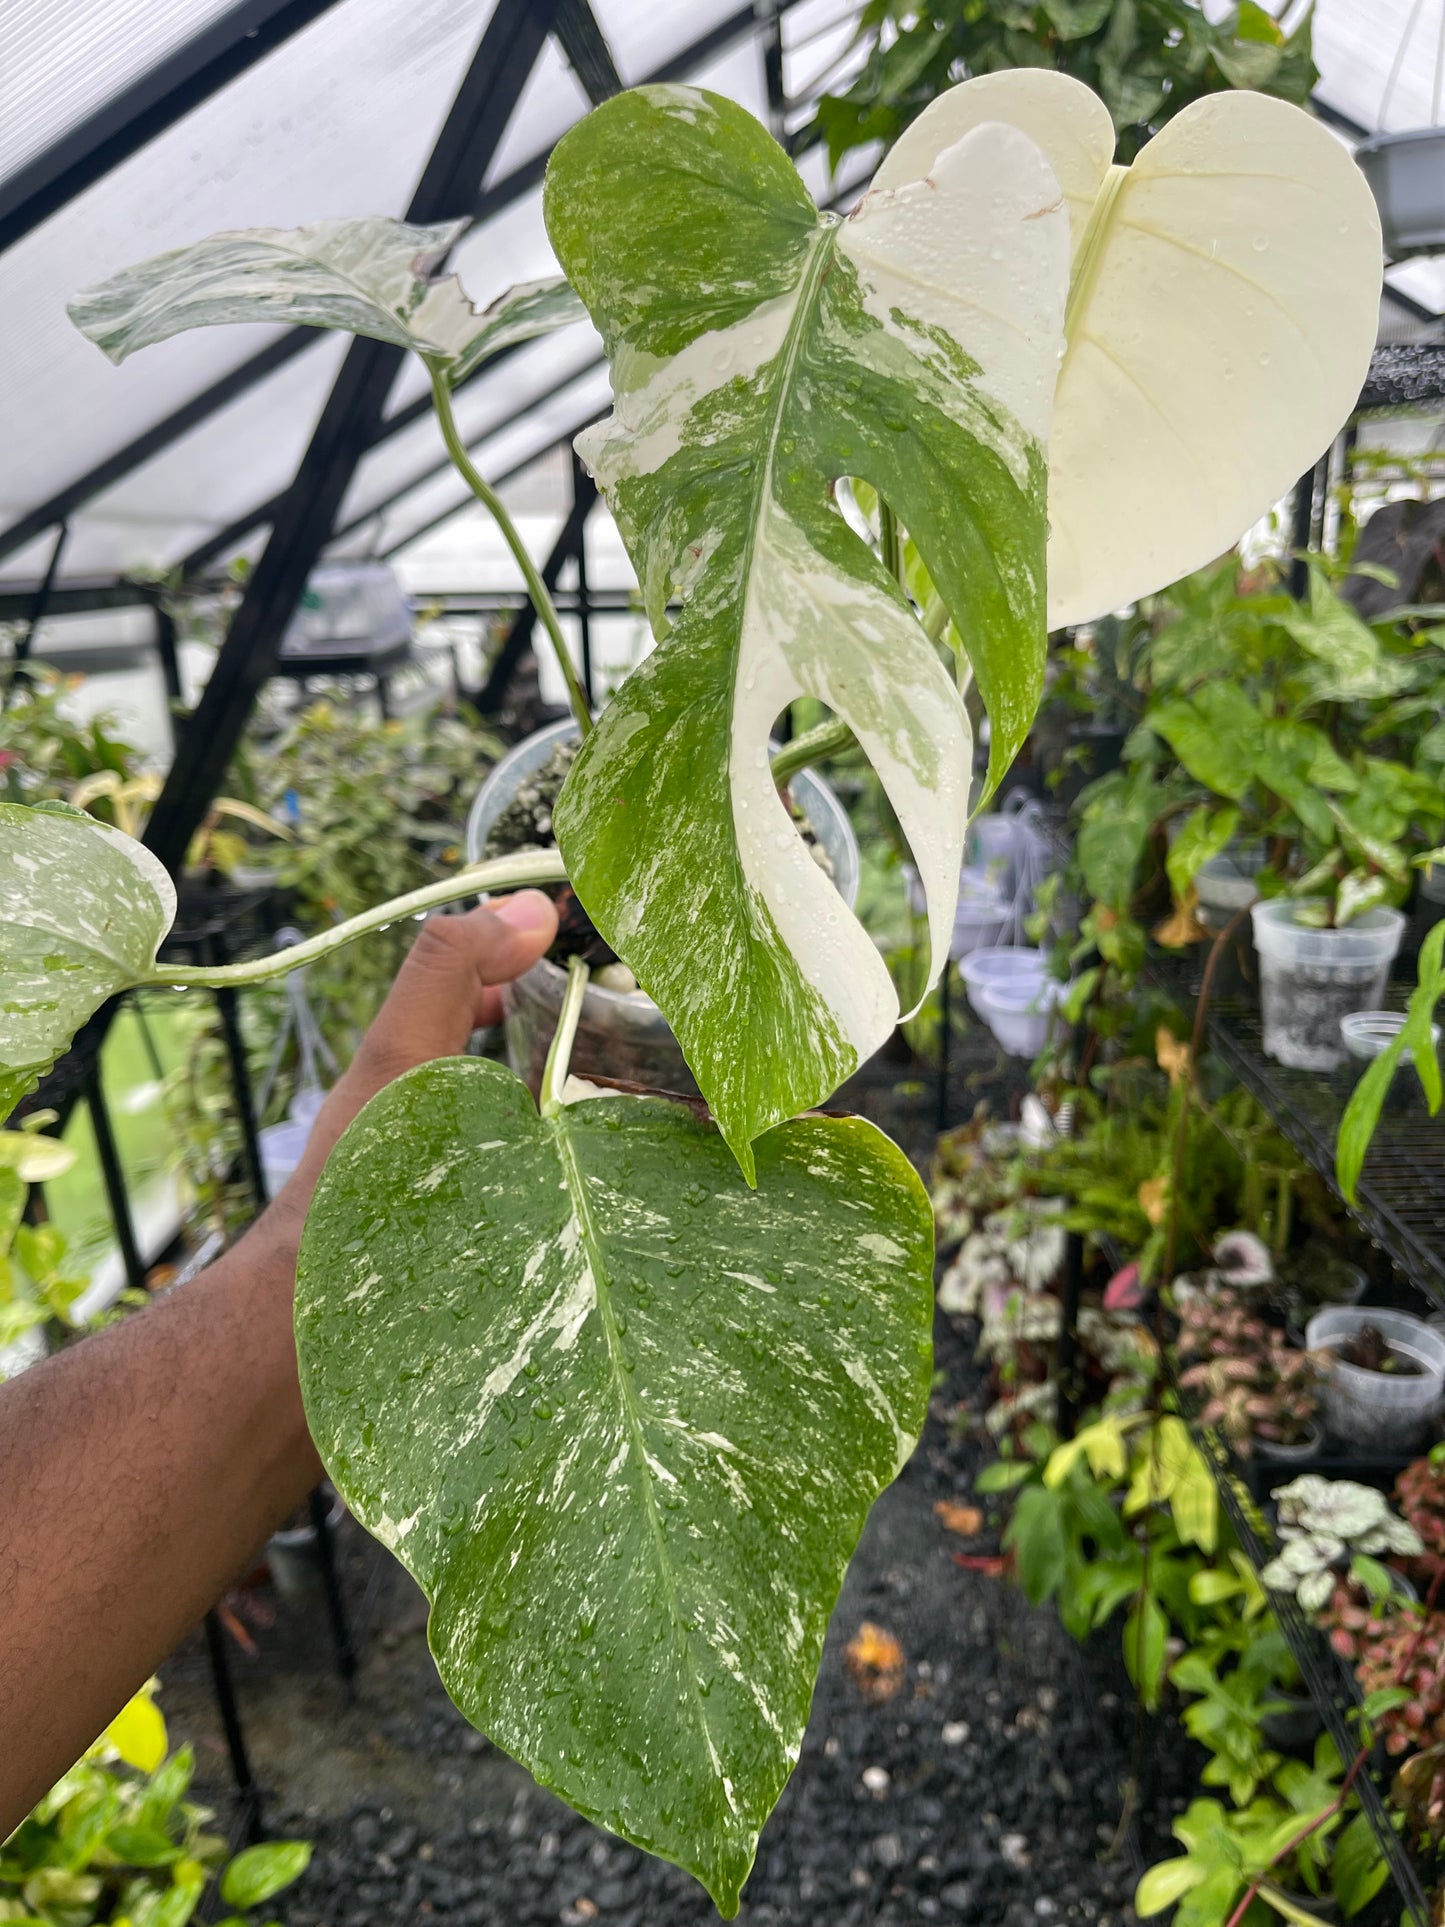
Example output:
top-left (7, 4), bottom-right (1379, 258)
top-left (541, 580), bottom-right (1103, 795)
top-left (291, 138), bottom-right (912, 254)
top-left (160, 1296), bottom-right (1201, 1927)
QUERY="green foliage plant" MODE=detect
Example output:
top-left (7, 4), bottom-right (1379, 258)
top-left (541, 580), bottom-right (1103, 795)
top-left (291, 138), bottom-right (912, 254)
top-left (816, 0), bottom-right (1317, 172)
top-left (0, 69), bottom-right (1382, 1911)
top-left (0, 1683), bottom-right (310, 1927)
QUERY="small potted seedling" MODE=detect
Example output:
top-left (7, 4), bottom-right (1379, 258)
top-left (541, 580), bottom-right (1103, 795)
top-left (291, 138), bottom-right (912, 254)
top-left (1260, 1474), bottom-right (1423, 1614)
top-left (1176, 1288), bottom-right (1327, 1463)
top-left (1306, 1308), bottom-right (1445, 1455)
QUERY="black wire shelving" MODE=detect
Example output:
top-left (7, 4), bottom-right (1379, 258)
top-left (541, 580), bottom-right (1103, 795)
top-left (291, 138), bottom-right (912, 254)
top-left (1146, 948), bottom-right (1445, 1311)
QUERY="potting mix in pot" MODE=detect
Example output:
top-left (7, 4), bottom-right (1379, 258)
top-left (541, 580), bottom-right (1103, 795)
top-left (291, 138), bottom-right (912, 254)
top-left (1, 62), bottom-right (1396, 1919)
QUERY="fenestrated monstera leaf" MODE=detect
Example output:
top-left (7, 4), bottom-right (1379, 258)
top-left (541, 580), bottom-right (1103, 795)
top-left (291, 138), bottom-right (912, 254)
top-left (68, 215), bottom-right (586, 379)
top-left (873, 70), bottom-right (1382, 628)
top-left (0, 802), bottom-right (175, 1121)
top-left (545, 84), bottom-right (1068, 1176)
top-left (295, 1056), bottom-right (934, 1915)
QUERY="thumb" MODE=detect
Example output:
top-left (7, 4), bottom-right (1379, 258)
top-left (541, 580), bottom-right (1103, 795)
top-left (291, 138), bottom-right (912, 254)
top-left (295, 891), bottom-right (558, 1183)
top-left (356, 891), bottom-right (558, 1076)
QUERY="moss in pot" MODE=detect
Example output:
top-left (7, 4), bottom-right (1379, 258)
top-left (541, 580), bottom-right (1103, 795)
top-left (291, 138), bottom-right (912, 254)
top-left (468, 718), bottom-right (860, 1099)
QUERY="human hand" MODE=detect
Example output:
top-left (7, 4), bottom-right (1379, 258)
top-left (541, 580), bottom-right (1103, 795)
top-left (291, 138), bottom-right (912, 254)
top-left (282, 890), bottom-right (558, 1214)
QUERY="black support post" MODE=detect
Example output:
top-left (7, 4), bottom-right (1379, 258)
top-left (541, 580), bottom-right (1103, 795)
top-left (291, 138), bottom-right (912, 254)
top-left (476, 462), bottom-right (598, 716)
top-left (83, 1051), bottom-right (145, 1292)
top-left (140, 0), bottom-right (560, 879)
top-left (6, 523), bottom-right (68, 701)
top-left (153, 602), bottom-right (184, 737)
top-left (204, 1609), bottom-right (262, 1837)
top-left (310, 1486), bottom-right (359, 1693)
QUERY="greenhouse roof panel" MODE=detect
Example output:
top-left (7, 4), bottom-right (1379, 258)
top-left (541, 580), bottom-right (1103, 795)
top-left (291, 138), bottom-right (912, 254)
top-left (0, 0), bottom-right (242, 187)
top-left (2, 0), bottom-right (1443, 611)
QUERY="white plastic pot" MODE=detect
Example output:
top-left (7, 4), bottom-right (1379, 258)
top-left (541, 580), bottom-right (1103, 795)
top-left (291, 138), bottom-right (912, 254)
top-left (978, 977), bottom-right (1063, 1058)
top-left (959, 946), bottom-right (1048, 1019)
top-left (1307, 1306), bottom-right (1445, 1454)
top-left (1250, 901), bottom-right (1405, 1071)
top-left (968, 813), bottom-right (1017, 896)
top-left (1194, 849), bottom-right (1265, 931)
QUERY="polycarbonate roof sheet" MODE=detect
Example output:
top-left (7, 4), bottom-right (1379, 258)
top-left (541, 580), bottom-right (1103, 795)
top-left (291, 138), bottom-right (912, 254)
top-left (1315, 0), bottom-right (1445, 138)
top-left (6, 0), bottom-right (1444, 614)
top-left (0, 0), bottom-right (497, 581)
top-left (0, 0), bottom-right (241, 186)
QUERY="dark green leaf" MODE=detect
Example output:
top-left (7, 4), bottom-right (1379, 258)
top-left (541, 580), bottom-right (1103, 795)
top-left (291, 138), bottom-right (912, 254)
top-left (296, 1058), bottom-right (934, 1915)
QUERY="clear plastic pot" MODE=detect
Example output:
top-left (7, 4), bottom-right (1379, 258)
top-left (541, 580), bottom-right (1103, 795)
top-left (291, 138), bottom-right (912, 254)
top-left (1306, 1306), bottom-right (1445, 1454)
top-left (978, 977), bottom-right (1063, 1058)
top-left (466, 719), bottom-right (860, 1098)
top-left (1250, 901), bottom-right (1405, 1071)
top-left (959, 946), bottom-right (1047, 1019)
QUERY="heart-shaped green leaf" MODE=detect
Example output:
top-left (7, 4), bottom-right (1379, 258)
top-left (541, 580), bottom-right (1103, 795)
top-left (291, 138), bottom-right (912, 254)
top-left (68, 216), bottom-right (586, 378)
top-left (545, 84), bottom-right (1067, 1173)
top-left (874, 70), bottom-right (1382, 628)
top-left (0, 803), bottom-right (175, 1122)
top-left (295, 1057), bottom-right (934, 1915)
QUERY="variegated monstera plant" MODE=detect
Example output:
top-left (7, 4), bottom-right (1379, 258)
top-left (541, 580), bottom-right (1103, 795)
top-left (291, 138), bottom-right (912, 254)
top-left (2, 70), bottom-right (1379, 1913)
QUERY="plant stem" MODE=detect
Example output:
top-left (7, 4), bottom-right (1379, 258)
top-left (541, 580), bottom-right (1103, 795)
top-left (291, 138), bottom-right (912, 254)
top-left (144, 850), bottom-right (568, 990)
top-left (427, 361), bottom-right (592, 738)
top-left (1221, 1744), bottom-right (1369, 1927)
top-left (540, 954), bottom-right (591, 1117)
top-left (770, 718), bottom-right (855, 788)
top-left (879, 499), bottom-right (904, 585)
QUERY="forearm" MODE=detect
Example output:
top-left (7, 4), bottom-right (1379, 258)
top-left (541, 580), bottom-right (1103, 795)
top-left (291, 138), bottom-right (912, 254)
top-left (0, 1197), bottom-right (319, 1832)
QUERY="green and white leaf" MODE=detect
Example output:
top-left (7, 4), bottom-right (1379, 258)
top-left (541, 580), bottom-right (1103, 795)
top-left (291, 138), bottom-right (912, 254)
top-left (296, 1056), bottom-right (934, 1915)
top-left (874, 69), bottom-right (1383, 627)
top-left (69, 215), bottom-right (586, 376)
top-left (545, 84), bottom-right (1067, 1172)
top-left (0, 804), bottom-right (174, 1123)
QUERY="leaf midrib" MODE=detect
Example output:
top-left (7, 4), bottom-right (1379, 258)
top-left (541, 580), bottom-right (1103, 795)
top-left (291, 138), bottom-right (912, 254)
top-left (549, 1112), bottom-right (734, 1807)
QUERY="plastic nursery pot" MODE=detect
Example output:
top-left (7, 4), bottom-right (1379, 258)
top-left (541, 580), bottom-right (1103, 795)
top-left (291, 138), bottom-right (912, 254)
top-left (1307, 1307), bottom-right (1445, 1456)
top-left (1250, 900), bottom-right (1405, 1072)
top-left (1253, 1420), bottom-right (1325, 1469)
top-left (907, 862), bottom-right (1010, 960)
top-left (1283, 1267), bottom-right (1368, 1349)
top-left (1354, 129), bottom-right (1445, 256)
top-left (968, 813), bottom-right (1017, 897)
top-left (977, 977), bottom-right (1064, 1058)
top-left (267, 1489), bottom-right (345, 1602)
top-left (959, 946), bottom-right (1048, 1020)
top-left (1340, 1010), bottom-right (1442, 1112)
top-left (1194, 848), bottom-right (1265, 932)
top-left (466, 718), bottom-right (860, 1099)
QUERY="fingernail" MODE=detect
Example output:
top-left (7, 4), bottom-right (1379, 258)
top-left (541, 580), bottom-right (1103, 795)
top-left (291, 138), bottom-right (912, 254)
top-left (493, 889), bottom-right (557, 933)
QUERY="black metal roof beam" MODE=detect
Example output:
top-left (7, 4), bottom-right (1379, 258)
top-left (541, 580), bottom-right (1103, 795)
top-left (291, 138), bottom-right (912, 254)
top-left (176, 327), bottom-right (586, 577)
top-left (327, 352), bottom-right (606, 551)
top-left (476, 461), bottom-right (597, 715)
top-left (0, 0), bottom-right (347, 256)
top-left (140, 0), bottom-right (560, 876)
top-left (0, 0), bottom-right (801, 580)
top-left (377, 406), bottom-right (606, 560)
top-left (0, 331), bottom-right (317, 569)
top-left (553, 0), bottom-right (624, 105)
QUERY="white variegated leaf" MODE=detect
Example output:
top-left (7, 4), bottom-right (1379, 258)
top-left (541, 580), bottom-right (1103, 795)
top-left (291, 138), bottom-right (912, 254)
top-left (546, 84), bottom-right (1068, 1174)
top-left (875, 70), bottom-right (1383, 627)
top-left (296, 1056), bottom-right (935, 1916)
top-left (0, 803), bottom-right (175, 1122)
top-left (68, 215), bottom-right (586, 378)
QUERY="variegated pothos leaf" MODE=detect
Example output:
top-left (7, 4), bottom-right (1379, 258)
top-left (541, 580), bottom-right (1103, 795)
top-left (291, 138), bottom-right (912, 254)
top-left (295, 1057), bottom-right (934, 1915)
top-left (0, 803), bottom-right (175, 1122)
top-left (68, 216), bottom-right (586, 380)
top-left (545, 85), bottom-right (1067, 1175)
